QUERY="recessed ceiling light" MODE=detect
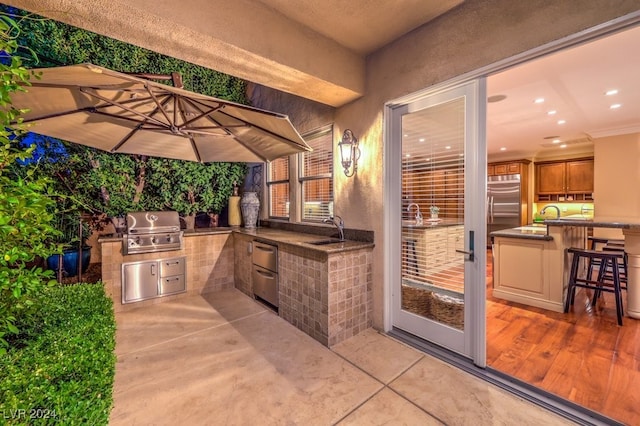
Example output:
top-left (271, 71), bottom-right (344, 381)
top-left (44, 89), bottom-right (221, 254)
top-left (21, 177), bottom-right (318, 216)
top-left (557, 119), bottom-right (566, 125)
top-left (445, 146), bottom-right (451, 150)
top-left (560, 144), bottom-right (567, 149)
top-left (534, 98), bottom-right (545, 104)
top-left (459, 153), bottom-right (464, 157)
top-left (547, 110), bottom-right (557, 115)
top-left (552, 139), bottom-right (561, 144)
top-left (419, 138), bottom-right (425, 142)
top-left (405, 153), bottom-right (411, 158)
top-left (403, 134), bottom-right (409, 137)
top-left (610, 103), bottom-right (622, 109)
top-left (500, 147), bottom-right (507, 151)
top-left (487, 94), bottom-right (507, 103)
top-left (605, 89), bottom-right (619, 96)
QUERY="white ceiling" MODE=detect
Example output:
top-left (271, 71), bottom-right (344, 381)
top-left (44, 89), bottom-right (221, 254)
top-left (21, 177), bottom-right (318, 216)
top-left (487, 24), bottom-right (640, 160)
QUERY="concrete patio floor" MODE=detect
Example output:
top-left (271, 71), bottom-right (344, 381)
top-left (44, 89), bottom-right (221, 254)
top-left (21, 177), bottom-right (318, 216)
top-left (110, 289), bottom-right (574, 425)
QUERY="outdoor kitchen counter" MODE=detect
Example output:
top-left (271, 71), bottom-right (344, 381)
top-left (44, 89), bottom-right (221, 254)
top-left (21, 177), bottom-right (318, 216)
top-left (234, 227), bottom-right (374, 253)
top-left (100, 227), bottom-right (373, 253)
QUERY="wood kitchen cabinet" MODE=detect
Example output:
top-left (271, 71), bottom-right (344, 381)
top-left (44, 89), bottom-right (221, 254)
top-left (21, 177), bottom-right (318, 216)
top-left (535, 157), bottom-right (593, 200)
top-left (488, 161), bottom-right (526, 176)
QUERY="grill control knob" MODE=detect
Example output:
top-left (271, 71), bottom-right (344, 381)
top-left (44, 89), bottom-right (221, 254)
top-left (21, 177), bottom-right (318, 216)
top-left (151, 236), bottom-right (157, 244)
top-left (166, 235), bottom-right (172, 242)
top-left (135, 237), bottom-right (141, 245)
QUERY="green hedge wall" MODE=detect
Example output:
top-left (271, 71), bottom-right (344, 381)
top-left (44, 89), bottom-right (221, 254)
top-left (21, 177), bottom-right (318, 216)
top-left (7, 5), bottom-right (247, 103)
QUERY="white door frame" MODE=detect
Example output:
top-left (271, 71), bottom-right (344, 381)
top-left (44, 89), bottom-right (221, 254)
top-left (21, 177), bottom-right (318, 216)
top-left (383, 10), bottom-right (640, 366)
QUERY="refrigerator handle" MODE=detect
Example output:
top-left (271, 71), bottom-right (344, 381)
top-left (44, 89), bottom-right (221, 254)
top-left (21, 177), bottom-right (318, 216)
top-left (488, 196), bottom-right (494, 224)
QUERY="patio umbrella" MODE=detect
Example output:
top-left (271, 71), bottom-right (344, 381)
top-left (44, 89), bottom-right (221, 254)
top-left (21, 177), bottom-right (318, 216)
top-left (10, 64), bottom-right (312, 163)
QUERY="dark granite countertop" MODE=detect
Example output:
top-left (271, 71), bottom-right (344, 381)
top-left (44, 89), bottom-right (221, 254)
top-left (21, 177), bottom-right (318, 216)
top-left (99, 226), bottom-right (374, 254)
top-left (234, 227), bottom-right (374, 253)
top-left (545, 217), bottom-right (640, 229)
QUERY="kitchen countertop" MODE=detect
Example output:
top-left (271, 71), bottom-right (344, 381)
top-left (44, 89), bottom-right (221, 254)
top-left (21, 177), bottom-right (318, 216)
top-left (235, 227), bottom-right (374, 253)
top-left (490, 225), bottom-right (553, 241)
top-left (402, 218), bottom-right (463, 229)
top-left (545, 217), bottom-right (640, 229)
top-left (98, 227), bottom-right (374, 254)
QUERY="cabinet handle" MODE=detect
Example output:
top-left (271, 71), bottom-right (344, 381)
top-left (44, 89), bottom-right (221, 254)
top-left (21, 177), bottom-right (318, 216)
top-left (151, 264), bottom-right (156, 275)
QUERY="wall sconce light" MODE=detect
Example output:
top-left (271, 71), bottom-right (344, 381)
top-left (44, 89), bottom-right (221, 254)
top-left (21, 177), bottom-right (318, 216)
top-left (338, 129), bottom-right (360, 177)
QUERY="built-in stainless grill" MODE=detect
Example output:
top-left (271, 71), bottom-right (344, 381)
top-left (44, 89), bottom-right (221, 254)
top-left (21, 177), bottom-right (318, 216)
top-left (123, 211), bottom-right (183, 255)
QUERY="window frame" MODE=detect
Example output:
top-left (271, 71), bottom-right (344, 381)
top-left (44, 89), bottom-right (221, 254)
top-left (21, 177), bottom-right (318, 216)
top-left (298, 125), bottom-right (334, 223)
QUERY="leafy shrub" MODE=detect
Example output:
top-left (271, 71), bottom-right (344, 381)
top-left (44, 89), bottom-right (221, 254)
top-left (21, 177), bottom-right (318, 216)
top-left (0, 283), bottom-right (116, 425)
top-left (0, 12), bottom-right (60, 353)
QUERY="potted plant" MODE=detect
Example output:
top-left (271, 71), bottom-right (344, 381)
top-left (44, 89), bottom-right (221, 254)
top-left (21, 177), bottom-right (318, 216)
top-left (430, 205), bottom-right (440, 219)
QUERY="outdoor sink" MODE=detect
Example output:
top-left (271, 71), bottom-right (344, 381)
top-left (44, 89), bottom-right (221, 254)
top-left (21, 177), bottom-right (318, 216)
top-left (308, 238), bottom-right (345, 245)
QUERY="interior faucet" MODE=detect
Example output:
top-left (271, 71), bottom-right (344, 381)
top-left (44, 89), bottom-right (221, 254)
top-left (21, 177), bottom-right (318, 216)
top-left (323, 215), bottom-right (345, 241)
top-left (540, 205), bottom-right (561, 219)
top-left (407, 203), bottom-right (423, 224)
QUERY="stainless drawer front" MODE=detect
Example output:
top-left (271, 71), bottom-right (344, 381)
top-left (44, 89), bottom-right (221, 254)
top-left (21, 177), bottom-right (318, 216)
top-left (160, 275), bottom-right (186, 296)
top-left (160, 256), bottom-right (186, 277)
top-left (252, 266), bottom-right (278, 307)
top-left (253, 242), bottom-right (277, 271)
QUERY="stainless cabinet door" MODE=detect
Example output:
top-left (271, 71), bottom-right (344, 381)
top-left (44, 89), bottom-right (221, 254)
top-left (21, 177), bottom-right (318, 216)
top-left (122, 261), bottom-right (159, 303)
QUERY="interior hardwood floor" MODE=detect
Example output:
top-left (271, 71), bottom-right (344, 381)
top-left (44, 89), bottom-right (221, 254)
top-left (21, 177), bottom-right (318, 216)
top-left (484, 249), bottom-right (640, 425)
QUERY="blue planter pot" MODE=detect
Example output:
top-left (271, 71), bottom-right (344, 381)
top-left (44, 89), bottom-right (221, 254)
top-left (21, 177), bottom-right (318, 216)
top-left (47, 246), bottom-right (91, 278)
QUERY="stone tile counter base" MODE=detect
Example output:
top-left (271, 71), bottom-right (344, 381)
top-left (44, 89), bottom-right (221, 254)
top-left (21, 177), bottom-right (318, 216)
top-left (279, 245), bottom-right (372, 347)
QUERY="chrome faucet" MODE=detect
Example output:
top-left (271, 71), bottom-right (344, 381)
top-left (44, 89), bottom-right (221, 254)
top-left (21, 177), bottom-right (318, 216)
top-left (541, 205), bottom-right (561, 219)
top-left (407, 203), bottom-right (423, 224)
top-left (323, 215), bottom-right (345, 241)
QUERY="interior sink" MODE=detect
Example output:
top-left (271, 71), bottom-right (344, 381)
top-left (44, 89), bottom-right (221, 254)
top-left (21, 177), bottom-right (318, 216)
top-left (308, 238), bottom-right (344, 245)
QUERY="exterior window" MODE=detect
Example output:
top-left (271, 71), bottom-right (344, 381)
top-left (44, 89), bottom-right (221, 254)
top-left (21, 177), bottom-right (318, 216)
top-left (300, 126), bottom-right (333, 221)
top-left (267, 157), bottom-right (289, 218)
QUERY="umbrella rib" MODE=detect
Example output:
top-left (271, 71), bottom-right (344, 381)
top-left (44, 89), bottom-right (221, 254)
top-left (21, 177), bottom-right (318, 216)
top-left (81, 87), bottom-right (171, 129)
top-left (174, 95), bottom-right (203, 163)
top-left (143, 85), bottom-right (175, 128)
top-left (183, 96), bottom-right (306, 150)
top-left (110, 95), bottom-right (176, 153)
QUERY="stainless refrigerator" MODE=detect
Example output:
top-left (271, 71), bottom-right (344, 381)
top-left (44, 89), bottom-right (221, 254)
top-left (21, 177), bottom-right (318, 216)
top-left (487, 174), bottom-right (521, 243)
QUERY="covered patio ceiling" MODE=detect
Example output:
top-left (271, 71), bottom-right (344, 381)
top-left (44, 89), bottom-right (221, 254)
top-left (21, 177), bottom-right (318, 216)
top-left (7, 0), bottom-right (463, 107)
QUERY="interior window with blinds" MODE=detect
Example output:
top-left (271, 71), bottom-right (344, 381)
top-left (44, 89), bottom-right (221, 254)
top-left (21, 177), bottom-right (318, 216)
top-left (267, 157), bottom-right (290, 218)
top-left (300, 126), bottom-right (333, 221)
top-left (401, 98), bottom-right (465, 304)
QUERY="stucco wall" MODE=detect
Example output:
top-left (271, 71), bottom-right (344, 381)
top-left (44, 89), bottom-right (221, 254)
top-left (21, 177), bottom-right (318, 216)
top-left (250, 0), bottom-right (640, 330)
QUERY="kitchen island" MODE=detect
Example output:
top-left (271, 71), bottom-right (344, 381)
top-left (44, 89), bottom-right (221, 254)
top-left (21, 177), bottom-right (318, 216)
top-left (491, 224), bottom-right (585, 312)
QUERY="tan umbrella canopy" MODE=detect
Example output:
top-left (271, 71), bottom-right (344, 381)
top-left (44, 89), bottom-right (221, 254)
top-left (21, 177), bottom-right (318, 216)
top-left (10, 64), bottom-right (312, 163)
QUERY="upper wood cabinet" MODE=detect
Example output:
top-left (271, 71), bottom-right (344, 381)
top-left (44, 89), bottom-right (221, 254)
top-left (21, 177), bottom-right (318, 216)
top-left (488, 160), bottom-right (529, 176)
top-left (535, 158), bottom-right (594, 200)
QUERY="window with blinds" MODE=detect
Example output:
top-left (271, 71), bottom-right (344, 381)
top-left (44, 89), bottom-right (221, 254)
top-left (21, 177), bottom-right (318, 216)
top-left (401, 98), bottom-right (465, 296)
top-left (267, 157), bottom-right (290, 218)
top-left (300, 126), bottom-right (333, 221)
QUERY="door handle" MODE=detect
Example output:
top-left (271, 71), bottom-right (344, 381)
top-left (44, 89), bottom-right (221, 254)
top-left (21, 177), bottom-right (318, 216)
top-left (456, 230), bottom-right (475, 261)
top-left (150, 264), bottom-right (156, 275)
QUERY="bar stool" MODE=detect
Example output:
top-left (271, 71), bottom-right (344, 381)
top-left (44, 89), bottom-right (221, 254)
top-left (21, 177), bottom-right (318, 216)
top-left (564, 248), bottom-right (624, 326)
top-left (586, 237), bottom-right (627, 284)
